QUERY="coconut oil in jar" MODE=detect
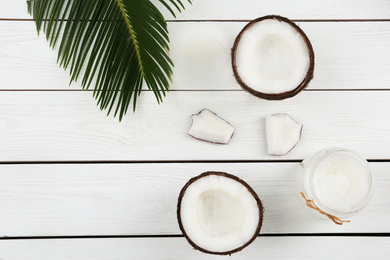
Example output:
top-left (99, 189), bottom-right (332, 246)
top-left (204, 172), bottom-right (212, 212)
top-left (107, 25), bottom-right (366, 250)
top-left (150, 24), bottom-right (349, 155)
top-left (295, 148), bottom-right (374, 223)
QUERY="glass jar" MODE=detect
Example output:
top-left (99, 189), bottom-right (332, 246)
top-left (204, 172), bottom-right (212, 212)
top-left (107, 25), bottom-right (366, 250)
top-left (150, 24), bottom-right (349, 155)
top-left (295, 148), bottom-right (374, 223)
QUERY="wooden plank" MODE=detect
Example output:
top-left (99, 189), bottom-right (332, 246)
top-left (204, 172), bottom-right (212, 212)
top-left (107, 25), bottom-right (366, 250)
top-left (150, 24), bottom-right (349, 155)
top-left (0, 91), bottom-right (388, 161)
top-left (1, 21), bottom-right (390, 91)
top-left (1, 0), bottom-right (390, 20)
top-left (0, 163), bottom-right (387, 236)
top-left (0, 237), bottom-right (389, 259)
top-left (170, 21), bottom-right (390, 91)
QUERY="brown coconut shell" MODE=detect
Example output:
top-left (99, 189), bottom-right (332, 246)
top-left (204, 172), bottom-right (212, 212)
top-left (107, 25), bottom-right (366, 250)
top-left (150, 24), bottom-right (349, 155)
top-left (231, 15), bottom-right (315, 100)
top-left (177, 171), bottom-right (264, 255)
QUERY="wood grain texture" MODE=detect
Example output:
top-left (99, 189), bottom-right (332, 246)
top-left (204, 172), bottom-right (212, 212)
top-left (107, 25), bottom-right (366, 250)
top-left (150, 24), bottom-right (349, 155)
top-left (1, 21), bottom-right (390, 90)
top-left (0, 91), bottom-right (388, 162)
top-left (0, 163), bottom-right (387, 237)
top-left (0, 1), bottom-right (389, 258)
top-left (1, 0), bottom-right (390, 20)
top-left (0, 237), bottom-right (389, 259)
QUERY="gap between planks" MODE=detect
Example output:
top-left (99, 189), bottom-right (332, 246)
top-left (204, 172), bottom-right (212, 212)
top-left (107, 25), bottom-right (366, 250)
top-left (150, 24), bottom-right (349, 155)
top-left (2, 18), bottom-right (390, 22)
top-left (0, 233), bottom-right (389, 241)
top-left (0, 89), bottom-right (390, 92)
top-left (0, 159), bottom-right (389, 165)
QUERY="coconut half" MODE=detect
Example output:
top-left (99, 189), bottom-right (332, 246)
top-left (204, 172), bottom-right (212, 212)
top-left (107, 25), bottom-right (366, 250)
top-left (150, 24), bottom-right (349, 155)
top-left (265, 113), bottom-right (303, 156)
top-left (232, 15), bottom-right (315, 100)
top-left (177, 171), bottom-right (264, 255)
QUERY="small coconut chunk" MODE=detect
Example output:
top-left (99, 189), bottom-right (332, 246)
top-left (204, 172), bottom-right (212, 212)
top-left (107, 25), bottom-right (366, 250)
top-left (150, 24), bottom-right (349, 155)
top-left (188, 109), bottom-right (234, 145)
top-left (177, 172), bottom-right (263, 255)
top-left (266, 113), bottom-right (303, 156)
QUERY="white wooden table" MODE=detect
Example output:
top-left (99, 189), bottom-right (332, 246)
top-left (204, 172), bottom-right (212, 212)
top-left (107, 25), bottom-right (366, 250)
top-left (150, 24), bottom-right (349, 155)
top-left (0, 0), bottom-right (390, 259)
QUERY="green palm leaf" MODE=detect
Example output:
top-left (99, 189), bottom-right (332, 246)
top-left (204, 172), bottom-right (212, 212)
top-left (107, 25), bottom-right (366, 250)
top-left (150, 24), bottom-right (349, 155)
top-left (27, 0), bottom-right (190, 120)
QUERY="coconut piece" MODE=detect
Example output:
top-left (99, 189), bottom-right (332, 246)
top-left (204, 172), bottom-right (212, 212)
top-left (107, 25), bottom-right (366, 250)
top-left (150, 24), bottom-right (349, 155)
top-left (188, 109), bottom-right (234, 145)
top-left (232, 15), bottom-right (315, 100)
top-left (266, 113), bottom-right (303, 156)
top-left (177, 171), bottom-right (264, 255)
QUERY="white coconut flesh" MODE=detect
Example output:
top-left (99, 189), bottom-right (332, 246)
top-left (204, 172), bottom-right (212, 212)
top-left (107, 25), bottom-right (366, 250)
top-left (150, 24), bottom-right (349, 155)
top-left (266, 113), bottom-right (303, 156)
top-left (188, 109), bottom-right (234, 144)
top-left (235, 19), bottom-right (311, 94)
top-left (179, 174), bottom-right (260, 253)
